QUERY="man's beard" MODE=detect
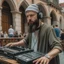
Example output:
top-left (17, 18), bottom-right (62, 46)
top-left (28, 19), bottom-right (39, 33)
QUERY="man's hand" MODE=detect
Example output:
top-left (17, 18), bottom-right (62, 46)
top-left (5, 43), bottom-right (16, 47)
top-left (5, 39), bottom-right (25, 47)
top-left (33, 48), bottom-right (61, 64)
top-left (33, 56), bottom-right (50, 64)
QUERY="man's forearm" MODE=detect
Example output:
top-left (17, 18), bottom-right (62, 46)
top-left (15, 39), bottom-right (25, 46)
top-left (46, 48), bottom-right (60, 60)
top-left (33, 49), bottom-right (61, 64)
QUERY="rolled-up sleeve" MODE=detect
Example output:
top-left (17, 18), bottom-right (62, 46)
top-left (48, 27), bottom-right (62, 52)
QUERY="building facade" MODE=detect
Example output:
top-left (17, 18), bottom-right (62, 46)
top-left (60, 3), bottom-right (64, 24)
top-left (0, 0), bottom-right (64, 34)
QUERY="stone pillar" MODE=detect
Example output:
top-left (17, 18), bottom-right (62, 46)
top-left (61, 17), bottom-right (64, 29)
top-left (43, 16), bottom-right (51, 26)
top-left (0, 7), bottom-right (2, 31)
top-left (11, 11), bottom-right (22, 34)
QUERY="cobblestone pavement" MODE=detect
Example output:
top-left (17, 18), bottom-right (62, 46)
top-left (59, 51), bottom-right (64, 64)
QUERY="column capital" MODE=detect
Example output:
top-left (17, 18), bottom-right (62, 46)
top-left (0, 7), bottom-right (2, 10)
top-left (43, 16), bottom-right (51, 19)
top-left (11, 11), bottom-right (22, 14)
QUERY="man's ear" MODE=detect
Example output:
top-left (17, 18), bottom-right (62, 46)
top-left (37, 12), bottom-right (43, 19)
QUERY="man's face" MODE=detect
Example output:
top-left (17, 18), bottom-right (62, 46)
top-left (26, 11), bottom-right (38, 26)
top-left (26, 11), bottom-right (39, 32)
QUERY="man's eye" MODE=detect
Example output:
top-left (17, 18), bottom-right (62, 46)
top-left (30, 15), bottom-right (34, 17)
top-left (26, 16), bottom-right (28, 18)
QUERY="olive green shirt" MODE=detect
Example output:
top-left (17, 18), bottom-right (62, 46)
top-left (24, 23), bottom-right (62, 64)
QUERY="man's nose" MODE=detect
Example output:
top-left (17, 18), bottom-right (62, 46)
top-left (28, 16), bottom-right (31, 22)
top-left (28, 16), bottom-right (31, 20)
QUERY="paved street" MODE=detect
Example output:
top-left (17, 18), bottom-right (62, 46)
top-left (59, 51), bottom-right (64, 64)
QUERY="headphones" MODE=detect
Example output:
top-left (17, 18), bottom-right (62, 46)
top-left (37, 12), bottom-right (43, 19)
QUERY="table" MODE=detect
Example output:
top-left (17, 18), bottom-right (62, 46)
top-left (0, 55), bottom-right (19, 64)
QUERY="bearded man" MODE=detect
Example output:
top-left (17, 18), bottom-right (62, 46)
top-left (6, 4), bottom-right (62, 64)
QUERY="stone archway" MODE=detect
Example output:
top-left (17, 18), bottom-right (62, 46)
top-left (2, 0), bottom-right (16, 11)
top-left (37, 4), bottom-right (47, 22)
top-left (19, 1), bottom-right (29, 34)
top-left (18, 0), bottom-right (29, 10)
top-left (36, 2), bottom-right (49, 24)
top-left (36, 1), bottom-right (48, 17)
top-left (19, 6), bottom-right (26, 34)
top-left (50, 10), bottom-right (57, 26)
top-left (2, 1), bottom-right (13, 33)
top-left (37, 4), bottom-right (47, 17)
top-left (19, 0), bottom-right (29, 34)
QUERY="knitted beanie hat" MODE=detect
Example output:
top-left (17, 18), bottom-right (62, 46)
top-left (25, 4), bottom-right (39, 13)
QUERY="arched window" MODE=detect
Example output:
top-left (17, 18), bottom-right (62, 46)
top-left (2, 1), bottom-right (13, 33)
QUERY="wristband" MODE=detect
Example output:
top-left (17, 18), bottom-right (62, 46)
top-left (44, 54), bottom-right (51, 59)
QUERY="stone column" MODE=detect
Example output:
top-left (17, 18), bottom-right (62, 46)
top-left (43, 16), bottom-right (51, 26)
top-left (0, 7), bottom-right (2, 31)
top-left (61, 16), bottom-right (64, 29)
top-left (11, 11), bottom-right (22, 34)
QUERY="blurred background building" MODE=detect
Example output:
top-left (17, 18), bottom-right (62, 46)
top-left (0, 0), bottom-right (64, 34)
top-left (60, 3), bottom-right (64, 21)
